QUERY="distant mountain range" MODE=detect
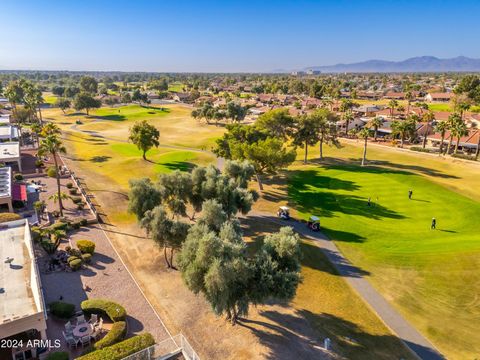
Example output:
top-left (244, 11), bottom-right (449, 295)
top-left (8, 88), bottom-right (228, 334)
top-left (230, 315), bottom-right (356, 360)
top-left (303, 56), bottom-right (480, 73)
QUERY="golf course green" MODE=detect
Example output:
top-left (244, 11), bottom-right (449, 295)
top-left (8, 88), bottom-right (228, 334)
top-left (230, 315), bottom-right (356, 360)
top-left (289, 164), bottom-right (480, 359)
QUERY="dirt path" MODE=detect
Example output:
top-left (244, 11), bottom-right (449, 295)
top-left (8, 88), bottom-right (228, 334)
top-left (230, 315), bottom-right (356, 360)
top-left (248, 211), bottom-right (445, 360)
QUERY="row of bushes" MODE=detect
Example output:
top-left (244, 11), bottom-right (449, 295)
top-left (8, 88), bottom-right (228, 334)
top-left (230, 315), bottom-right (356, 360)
top-left (452, 153), bottom-right (478, 161)
top-left (76, 333), bottom-right (155, 360)
top-left (93, 321), bottom-right (127, 350)
top-left (46, 352), bottom-right (69, 360)
top-left (81, 299), bottom-right (127, 322)
top-left (410, 146), bottom-right (438, 154)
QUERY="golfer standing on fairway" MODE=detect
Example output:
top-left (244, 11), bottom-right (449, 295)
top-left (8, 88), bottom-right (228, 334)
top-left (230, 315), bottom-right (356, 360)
top-left (431, 217), bottom-right (436, 229)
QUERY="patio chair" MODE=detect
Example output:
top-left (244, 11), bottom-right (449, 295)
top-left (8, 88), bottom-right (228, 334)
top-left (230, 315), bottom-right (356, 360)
top-left (77, 315), bottom-right (86, 325)
top-left (89, 314), bottom-right (98, 325)
top-left (81, 335), bottom-right (91, 347)
top-left (66, 335), bottom-right (78, 349)
top-left (90, 327), bottom-right (101, 341)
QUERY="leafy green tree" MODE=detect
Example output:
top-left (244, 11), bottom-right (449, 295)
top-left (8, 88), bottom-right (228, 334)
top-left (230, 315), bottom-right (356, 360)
top-left (455, 75), bottom-right (480, 104)
top-left (52, 86), bottom-right (65, 97)
top-left (79, 76), bottom-right (98, 94)
top-left (231, 137), bottom-right (295, 190)
top-left (213, 124), bottom-right (267, 159)
top-left (4, 80), bottom-right (25, 119)
top-left (293, 114), bottom-right (319, 163)
top-left (157, 171), bottom-right (192, 218)
top-left (226, 102), bottom-right (247, 123)
top-left (178, 220), bottom-right (301, 324)
top-left (38, 135), bottom-right (67, 216)
top-left (64, 85), bottom-right (80, 98)
top-left (128, 120), bottom-right (160, 160)
top-left (74, 92), bottom-right (101, 115)
top-left (255, 109), bottom-right (295, 140)
top-left (128, 178), bottom-right (161, 221)
top-left (55, 97), bottom-right (71, 114)
top-left (132, 89), bottom-right (149, 104)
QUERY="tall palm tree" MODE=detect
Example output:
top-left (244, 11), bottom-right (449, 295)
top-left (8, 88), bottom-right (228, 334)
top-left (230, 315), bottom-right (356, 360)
top-left (38, 135), bottom-right (67, 216)
top-left (435, 121), bottom-right (448, 155)
top-left (368, 116), bottom-right (384, 141)
top-left (388, 99), bottom-right (398, 118)
top-left (451, 120), bottom-right (468, 155)
top-left (405, 91), bottom-right (414, 115)
top-left (445, 113), bottom-right (462, 155)
top-left (358, 127), bottom-right (370, 166)
top-left (422, 111), bottom-right (435, 149)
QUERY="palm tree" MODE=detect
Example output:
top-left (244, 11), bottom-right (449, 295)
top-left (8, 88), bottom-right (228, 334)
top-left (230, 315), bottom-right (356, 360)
top-left (343, 110), bottom-right (354, 137)
top-left (368, 116), bottom-right (384, 141)
top-left (451, 120), bottom-right (468, 155)
top-left (422, 111), bottom-right (435, 149)
top-left (38, 135), bottom-right (67, 216)
top-left (445, 113), bottom-right (462, 155)
top-left (405, 91), bottom-right (414, 115)
top-left (4, 80), bottom-right (25, 120)
top-left (435, 121), bottom-right (448, 155)
top-left (388, 99), bottom-right (398, 118)
top-left (358, 127), bottom-right (370, 166)
top-left (30, 122), bottom-right (43, 147)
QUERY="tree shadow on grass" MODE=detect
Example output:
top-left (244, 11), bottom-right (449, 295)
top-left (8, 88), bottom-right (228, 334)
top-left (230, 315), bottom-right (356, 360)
top-left (94, 114), bottom-right (126, 121)
top-left (345, 158), bottom-right (460, 179)
top-left (159, 161), bottom-right (196, 172)
top-left (300, 239), bottom-right (370, 278)
top-left (90, 156), bottom-right (111, 163)
top-left (237, 309), bottom-right (417, 360)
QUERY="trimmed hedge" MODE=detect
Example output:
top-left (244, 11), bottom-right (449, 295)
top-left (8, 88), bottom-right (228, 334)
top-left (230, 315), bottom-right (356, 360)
top-left (46, 352), bottom-right (69, 360)
top-left (77, 240), bottom-right (95, 254)
top-left (0, 212), bottom-right (21, 223)
top-left (93, 321), bottom-right (127, 350)
top-left (82, 253), bottom-right (92, 263)
top-left (81, 299), bottom-right (127, 322)
top-left (49, 301), bottom-right (75, 319)
top-left (452, 153), bottom-right (477, 161)
top-left (47, 166), bottom-right (57, 178)
top-left (68, 256), bottom-right (82, 271)
top-left (410, 146), bottom-right (437, 154)
top-left (76, 333), bottom-right (155, 360)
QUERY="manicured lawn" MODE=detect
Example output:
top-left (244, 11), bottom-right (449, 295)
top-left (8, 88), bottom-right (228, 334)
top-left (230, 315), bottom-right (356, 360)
top-left (288, 163), bottom-right (480, 359)
top-left (92, 104), bottom-right (170, 121)
top-left (427, 103), bottom-right (452, 112)
top-left (168, 82), bottom-right (184, 92)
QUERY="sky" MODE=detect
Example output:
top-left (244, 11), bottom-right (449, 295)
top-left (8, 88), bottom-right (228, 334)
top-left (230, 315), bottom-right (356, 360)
top-left (1, 0), bottom-right (480, 73)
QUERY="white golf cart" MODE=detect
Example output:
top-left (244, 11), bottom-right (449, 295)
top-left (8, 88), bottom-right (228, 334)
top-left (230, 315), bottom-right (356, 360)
top-left (277, 206), bottom-right (290, 220)
top-left (307, 215), bottom-right (320, 231)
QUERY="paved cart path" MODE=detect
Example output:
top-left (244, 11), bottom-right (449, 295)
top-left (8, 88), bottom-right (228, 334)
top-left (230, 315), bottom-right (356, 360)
top-left (248, 212), bottom-right (444, 360)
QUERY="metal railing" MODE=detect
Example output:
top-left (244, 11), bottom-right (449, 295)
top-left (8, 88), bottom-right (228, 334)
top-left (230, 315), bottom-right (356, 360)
top-left (70, 170), bottom-right (99, 222)
top-left (121, 334), bottom-right (199, 360)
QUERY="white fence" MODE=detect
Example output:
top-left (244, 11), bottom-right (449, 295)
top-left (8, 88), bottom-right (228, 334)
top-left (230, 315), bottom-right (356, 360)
top-left (122, 334), bottom-right (199, 360)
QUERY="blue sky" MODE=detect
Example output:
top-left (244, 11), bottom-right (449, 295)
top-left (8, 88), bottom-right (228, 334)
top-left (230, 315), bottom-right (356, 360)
top-left (1, 0), bottom-right (479, 72)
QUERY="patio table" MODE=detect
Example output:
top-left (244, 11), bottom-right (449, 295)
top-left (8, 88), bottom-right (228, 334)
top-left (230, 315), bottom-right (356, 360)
top-left (72, 323), bottom-right (93, 338)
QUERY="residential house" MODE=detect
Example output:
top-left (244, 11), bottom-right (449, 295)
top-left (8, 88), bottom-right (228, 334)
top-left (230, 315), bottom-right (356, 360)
top-left (425, 92), bottom-right (454, 102)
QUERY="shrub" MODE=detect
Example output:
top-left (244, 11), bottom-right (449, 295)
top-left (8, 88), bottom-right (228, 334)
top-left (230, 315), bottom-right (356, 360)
top-left (69, 188), bottom-right (78, 196)
top-left (77, 240), bottom-right (95, 254)
top-left (35, 159), bottom-right (44, 168)
top-left (68, 257), bottom-right (82, 271)
top-left (77, 203), bottom-right (85, 210)
top-left (67, 248), bottom-right (82, 257)
top-left (41, 240), bottom-right (57, 254)
top-left (14, 173), bottom-right (24, 181)
top-left (410, 146), bottom-right (437, 154)
top-left (72, 197), bottom-right (82, 204)
top-left (50, 222), bottom-right (69, 231)
top-left (452, 153), bottom-right (477, 161)
top-left (66, 182), bottom-right (74, 189)
top-left (76, 333), bottom-right (155, 360)
top-left (47, 166), bottom-right (57, 178)
top-left (93, 321), bottom-right (127, 350)
top-left (71, 221), bottom-right (81, 230)
top-left (81, 299), bottom-right (126, 322)
top-left (65, 245), bottom-right (72, 252)
top-left (52, 210), bottom-right (60, 218)
top-left (82, 253), bottom-right (92, 263)
top-left (0, 212), bottom-right (21, 223)
top-left (49, 301), bottom-right (75, 319)
top-left (46, 352), bottom-right (69, 360)
top-left (31, 226), bottom-right (42, 242)
top-left (80, 218), bottom-right (88, 226)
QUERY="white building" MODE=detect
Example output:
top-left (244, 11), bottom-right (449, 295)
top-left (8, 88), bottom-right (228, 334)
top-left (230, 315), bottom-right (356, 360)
top-left (0, 219), bottom-right (47, 360)
top-left (0, 126), bottom-right (19, 142)
top-left (0, 142), bottom-right (22, 172)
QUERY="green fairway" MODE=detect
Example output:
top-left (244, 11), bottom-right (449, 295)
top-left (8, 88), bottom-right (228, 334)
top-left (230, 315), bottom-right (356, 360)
top-left (91, 104), bottom-right (171, 121)
top-left (288, 164), bottom-right (480, 359)
top-left (288, 165), bottom-right (480, 358)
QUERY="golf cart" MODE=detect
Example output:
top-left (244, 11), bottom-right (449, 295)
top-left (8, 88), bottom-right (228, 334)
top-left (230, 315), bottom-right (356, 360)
top-left (277, 206), bottom-right (290, 220)
top-left (307, 215), bottom-right (320, 231)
